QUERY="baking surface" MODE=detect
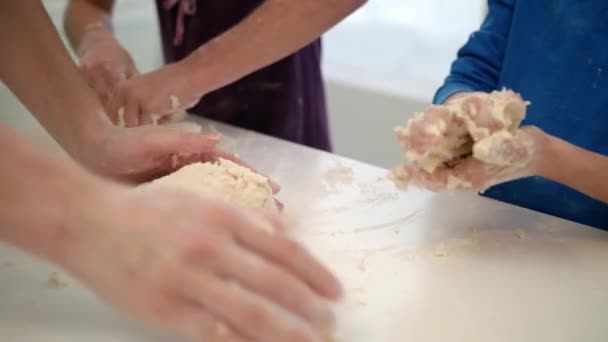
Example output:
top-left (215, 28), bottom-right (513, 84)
top-left (2, 117), bottom-right (608, 341)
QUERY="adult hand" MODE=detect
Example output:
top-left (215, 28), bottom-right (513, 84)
top-left (61, 183), bottom-right (342, 342)
top-left (106, 60), bottom-right (203, 127)
top-left (78, 29), bottom-right (140, 107)
top-left (73, 122), bottom-right (279, 192)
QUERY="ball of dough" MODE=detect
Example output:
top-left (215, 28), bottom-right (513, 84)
top-left (143, 158), bottom-right (277, 212)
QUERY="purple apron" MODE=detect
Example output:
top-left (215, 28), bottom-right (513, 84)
top-left (156, 0), bottom-right (332, 151)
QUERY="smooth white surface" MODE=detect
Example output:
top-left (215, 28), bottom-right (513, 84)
top-left (1, 117), bottom-right (608, 342)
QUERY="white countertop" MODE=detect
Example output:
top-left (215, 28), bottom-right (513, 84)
top-left (1, 117), bottom-right (608, 342)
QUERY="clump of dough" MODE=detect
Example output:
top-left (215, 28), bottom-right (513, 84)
top-left (392, 89), bottom-right (530, 188)
top-left (46, 272), bottom-right (68, 289)
top-left (144, 158), bottom-right (277, 212)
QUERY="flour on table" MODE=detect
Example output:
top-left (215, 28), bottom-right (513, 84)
top-left (46, 272), bottom-right (67, 289)
top-left (143, 158), bottom-right (277, 212)
top-left (434, 242), bottom-right (448, 257)
top-left (514, 228), bottom-right (527, 240)
top-left (323, 164), bottom-right (354, 185)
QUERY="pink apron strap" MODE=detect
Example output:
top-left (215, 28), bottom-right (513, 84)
top-left (163, 0), bottom-right (198, 46)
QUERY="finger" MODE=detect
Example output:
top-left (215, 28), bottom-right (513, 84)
top-left (182, 302), bottom-right (250, 342)
top-left (149, 131), bottom-right (221, 156)
top-left (185, 273), bottom-right (324, 342)
top-left (227, 210), bottom-right (342, 300)
top-left (274, 198), bottom-right (284, 212)
top-left (212, 243), bottom-right (335, 329)
top-left (262, 211), bottom-right (286, 231)
top-left (124, 94), bottom-right (141, 128)
top-left (161, 297), bottom-right (250, 342)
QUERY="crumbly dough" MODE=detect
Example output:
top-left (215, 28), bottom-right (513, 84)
top-left (395, 89), bottom-right (529, 174)
top-left (46, 272), bottom-right (67, 289)
top-left (144, 158), bottom-right (278, 212)
top-left (434, 242), bottom-right (448, 257)
top-left (446, 175), bottom-right (473, 190)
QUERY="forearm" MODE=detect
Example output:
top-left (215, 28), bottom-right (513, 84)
top-left (538, 134), bottom-right (608, 204)
top-left (64, 0), bottom-right (115, 54)
top-left (0, 125), bottom-right (102, 264)
top-left (185, 0), bottom-right (366, 93)
top-left (0, 1), bottom-right (111, 158)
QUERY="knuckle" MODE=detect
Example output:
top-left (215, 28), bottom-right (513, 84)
top-left (285, 327), bottom-right (316, 342)
top-left (181, 234), bottom-right (219, 262)
top-left (240, 303), bottom-right (270, 329)
top-left (280, 237), bottom-right (305, 256)
top-left (148, 296), bottom-right (177, 321)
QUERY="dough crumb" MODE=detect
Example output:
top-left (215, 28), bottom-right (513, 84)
top-left (388, 167), bottom-right (409, 190)
top-left (514, 228), bottom-right (527, 240)
top-left (358, 258), bottom-right (367, 272)
top-left (117, 107), bottom-right (126, 128)
top-left (144, 158), bottom-right (277, 212)
top-left (323, 164), bottom-right (354, 185)
top-left (446, 175), bottom-right (473, 190)
top-left (46, 272), bottom-right (67, 289)
top-left (434, 243), bottom-right (448, 257)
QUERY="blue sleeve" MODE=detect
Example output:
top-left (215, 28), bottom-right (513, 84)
top-left (433, 0), bottom-right (515, 104)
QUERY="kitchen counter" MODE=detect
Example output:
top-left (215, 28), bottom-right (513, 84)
top-left (1, 117), bottom-right (608, 342)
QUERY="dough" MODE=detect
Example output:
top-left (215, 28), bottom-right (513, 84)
top-left (144, 158), bottom-right (278, 212)
top-left (395, 89), bottom-right (529, 174)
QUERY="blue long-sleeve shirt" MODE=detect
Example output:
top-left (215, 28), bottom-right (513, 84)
top-left (434, 0), bottom-right (608, 230)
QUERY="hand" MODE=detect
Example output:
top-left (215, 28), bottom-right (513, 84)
top-left (398, 90), bottom-right (527, 165)
top-left (74, 122), bottom-right (275, 188)
top-left (392, 126), bottom-right (546, 192)
top-left (78, 30), bottom-right (139, 107)
top-left (60, 183), bottom-right (342, 342)
top-left (392, 90), bottom-right (542, 192)
top-left (107, 61), bottom-right (203, 127)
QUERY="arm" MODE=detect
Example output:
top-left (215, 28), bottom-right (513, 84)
top-left (94, 0), bottom-right (367, 126)
top-left (184, 0), bottom-right (367, 93)
top-left (0, 125), bottom-right (341, 342)
top-left (0, 125), bottom-right (100, 263)
top-left (64, 0), bottom-right (139, 108)
top-left (538, 132), bottom-right (608, 204)
top-left (64, 0), bottom-right (115, 51)
top-left (0, 0), bottom-right (110, 159)
top-left (0, 1), bottom-right (246, 184)
top-left (434, 0), bottom-right (515, 104)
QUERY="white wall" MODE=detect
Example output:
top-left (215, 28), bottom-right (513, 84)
top-left (1, 0), bottom-right (484, 168)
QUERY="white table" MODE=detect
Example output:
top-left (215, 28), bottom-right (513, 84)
top-left (1, 118), bottom-right (608, 342)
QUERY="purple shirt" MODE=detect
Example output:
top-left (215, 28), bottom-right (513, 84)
top-left (156, 0), bottom-right (331, 151)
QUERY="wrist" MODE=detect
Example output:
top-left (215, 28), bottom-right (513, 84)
top-left (180, 45), bottom-right (223, 96)
top-left (61, 109), bottom-right (114, 165)
top-left (533, 130), bottom-right (561, 179)
top-left (77, 28), bottom-right (117, 57)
